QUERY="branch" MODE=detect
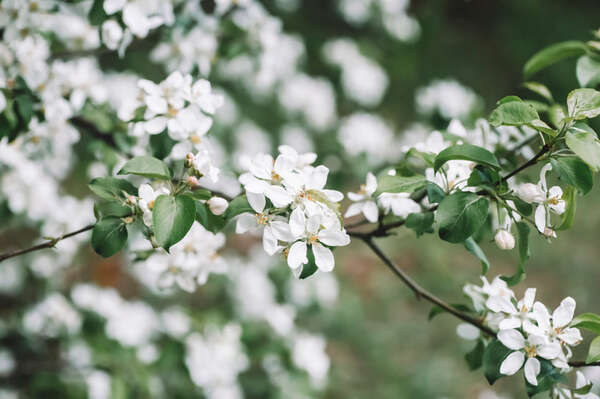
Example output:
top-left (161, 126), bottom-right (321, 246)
top-left (358, 236), bottom-right (599, 368)
top-left (500, 143), bottom-right (552, 183)
top-left (0, 224), bottom-right (94, 263)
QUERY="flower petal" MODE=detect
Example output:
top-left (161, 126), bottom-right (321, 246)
top-left (312, 243), bottom-right (334, 272)
top-left (523, 288), bottom-right (536, 309)
top-left (552, 297), bottom-right (576, 328)
top-left (537, 343), bottom-right (561, 360)
top-left (498, 329), bottom-right (526, 350)
top-left (534, 205), bottom-right (546, 234)
top-left (246, 192), bottom-right (266, 213)
top-left (499, 317), bottom-right (522, 330)
top-left (500, 351), bottom-right (525, 375)
top-left (236, 213), bottom-right (257, 234)
top-left (289, 208), bottom-right (306, 238)
top-left (362, 200), bottom-right (379, 223)
top-left (524, 357), bottom-right (541, 386)
top-left (287, 241), bottom-right (307, 269)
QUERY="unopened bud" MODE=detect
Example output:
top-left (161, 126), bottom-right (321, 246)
top-left (207, 196), bottom-right (228, 215)
top-left (186, 176), bottom-right (199, 187)
top-left (517, 183), bottom-right (544, 204)
top-left (126, 194), bottom-right (137, 204)
top-left (494, 229), bottom-right (515, 250)
top-left (185, 152), bottom-right (195, 168)
top-left (543, 227), bottom-right (557, 239)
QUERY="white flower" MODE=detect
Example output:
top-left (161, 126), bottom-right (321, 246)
top-left (101, 20), bottom-right (123, 50)
top-left (239, 153), bottom-right (295, 209)
top-left (138, 183), bottom-right (170, 227)
top-left (183, 79), bottom-right (223, 115)
top-left (525, 297), bottom-right (583, 349)
top-left (285, 208), bottom-right (350, 273)
top-left (377, 192), bottom-right (421, 218)
top-left (207, 196), bottom-right (228, 215)
top-left (487, 288), bottom-right (537, 330)
top-left (498, 329), bottom-right (561, 386)
top-left (190, 149), bottom-right (220, 183)
top-left (517, 183), bottom-right (545, 203)
top-left (494, 229), bottom-right (515, 250)
top-left (277, 145), bottom-right (317, 169)
top-left (345, 172), bottom-right (378, 223)
top-left (526, 164), bottom-right (566, 234)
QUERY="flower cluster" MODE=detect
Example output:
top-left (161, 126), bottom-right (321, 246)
top-left (237, 146), bottom-right (350, 276)
top-left (463, 277), bottom-right (583, 387)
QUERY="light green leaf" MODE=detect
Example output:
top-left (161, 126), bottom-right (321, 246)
top-left (501, 221), bottom-right (530, 286)
top-left (118, 156), bottom-right (172, 180)
top-left (91, 218), bottom-right (128, 258)
top-left (576, 55), bottom-right (600, 88)
top-left (557, 186), bottom-right (576, 231)
top-left (153, 194), bottom-right (195, 250)
top-left (437, 192), bottom-right (490, 243)
top-left (586, 336), bottom-right (600, 364)
top-left (94, 200), bottom-right (133, 219)
top-left (548, 104), bottom-right (567, 129)
top-left (571, 313), bottom-right (600, 335)
top-left (375, 175), bottom-right (427, 196)
top-left (522, 82), bottom-right (553, 101)
top-left (489, 101), bottom-right (539, 127)
top-left (434, 144), bottom-right (500, 173)
top-left (464, 237), bottom-right (490, 274)
top-left (567, 88), bottom-right (600, 119)
top-left (497, 95), bottom-right (523, 105)
top-left (188, 188), bottom-right (212, 201)
top-left (426, 182), bottom-right (446, 203)
top-left (89, 177), bottom-right (137, 200)
top-left (528, 119), bottom-right (557, 137)
top-left (565, 126), bottom-right (600, 172)
top-left (550, 158), bottom-right (593, 194)
top-left (523, 40), bottom-right (586, 79)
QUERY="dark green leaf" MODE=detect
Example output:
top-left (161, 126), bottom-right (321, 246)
top-left (88, 0), bottom-right (108, 25)
top-left (153, 195), bottom-right (195, 250)
top-left (567, 88), bottom-right (600, 119)
top-left (15, 95), bottom-right (33, 125)
top-left (405, 212), bottom-right (434, 237)
top-left (224, 195), bottom-right (254, 220)
top-left (195, 202), bottom-right (227, 234)
top-left (464, 237), bottom-right (490, 274)
top-left (434, 144), bottom-right (500, 173)
top-left (489, 101), bottom-right (539, 127)
top-left (482, 339), bottom-right (512, 385)
top-left (189, 188), bottom-right (212, 201)
top-left (550, 158), bottom-right (593, 194)
top-left (437, 192), bottom-right (490, 243)
top-left (91, 218), bottom-right (128, 258)
top-left (577, 55), bottom-right (600, 88)
top-left (94, 200), bottom-right (133, 219)
top-left (89, 177), bottom-right (137, 200)
top-left (118, 156), bottom-right (172, 180)
top-left (467, 165), bottom-right (500, 188)
top-left (300, 246), bottom-right (318, 279)
top-left (557, 186), bottom-right (576, 231)
top-left (523, 41), bottom-right (586, 78)
top-left (511, 196), bottom-right (533, 216)
top-left (375, 175), bottom-right (427, 196)
top-left (426, 182), bottom-right (446, 203)
top-left (465, 340), bottom-right (485, 371)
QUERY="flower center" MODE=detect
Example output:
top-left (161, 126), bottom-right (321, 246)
top-left (168, 265), bottom-right (178, 274)
top-left (190, 135), bottom-right (201, 144)
top-left (271, 171), bottom-right (282, 183)
top-left (308, 234), bottom-right (318, 245)
top-left (167, 106), bottom-right (178, 117)
top-left (358, 184), bottom-right (367, 195)
top-left (524, 345), bottom-right (537, 358)
top-left (547, 197), bottom-right (559, 205)
top-left (148, 200), bottom-right (155, 210)
top-left (255, 213), bottom-right (269, 225)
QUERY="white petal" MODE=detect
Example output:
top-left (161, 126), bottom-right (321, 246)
top-left (534, 205), bottom-right (546, 234)
top-left (323, 189), bottom-right (344, 202)
top-left (236, 213), bottom-right (257, 234)
top-left (287, 241), bottom-right (307, 269)
top-left (289, 208), bottom-right (306, 238)
top-left (499, 317), bottom-right (522, 330)
top-left (537, 343), bottom-right (561, 360)
top-left (365, 172), bottom-right (377, 195)
top-left (262, 227), bottom-right (280, 256)
top-left (306, 215), bottom-right (321, 234)
top-left (552, 297), bottom-right (576, 328)
top-left (456, 323), bottom-right (480, 340)
top-left (145, 95), bottom-right (168, 114)
top-left (523, 288), bottom-right (536, 309)
top-left (268, 220), bottom-right (294, 242)
top-left (500, 351), bottom-right (525, 375)
top-left (486, 296), bottom-right (517, 314)
top-left (362, 201), bottom-right (379, 223)
top-left (344, 202), bottom-right (363, 218)
top-left (532, 302), bottom-right (552, 330)
top-left (145, 117), bottom-right (167, 134)
top-left (498, 329), bottom-right (526, 350)
top-left (524, 357), bottom-right (541, 386)
top-left (307, 165), bottom-right (329, 190)
top-left (246, 192), bottom-right (266, 213)
top-left (265, 185), bottom-right (293, 208)
top-left (318, 228), bottom-right (350, 247)
top-left (312, 243), bottom-right (334, 272)
top-left (273, 154), bottom-right (295, 176)
top-left (559, 327), bottom-right (582, 345)
top-left (138, 183), bottom-right (154, 200)
top-left (176, 275), bottom-right (196, 293)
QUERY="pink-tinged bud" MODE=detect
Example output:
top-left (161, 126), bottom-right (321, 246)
top-left (207, 196), bottom-right (228, 215)
top-left (186, 176), bottom-right (199, 187)
top-left (494, 229), bottom-right (515, 250)
top-left (517, 183), bottom-right (544, 203)
top-left (543, 227), bottom-right (557, 239)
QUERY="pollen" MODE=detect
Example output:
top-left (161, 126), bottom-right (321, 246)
top-left (524, 345), bottom-right (537, 358)
top-left (308, 234), bottom-right (318, 245)
top-left (190, 135), bottom-right (202, 144)
top-left (148, 200), bottom-right (155, 210)
top-left (255, 213), bottom-right (268, 225)
top-left (167, 106), bottom-right (178, 117)
top-left (358, 184), bottom-right (367, 195)
top-left (271, 171), bottom-right (282, 183)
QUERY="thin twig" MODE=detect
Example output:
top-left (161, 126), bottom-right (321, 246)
top-left (0, 224), bottom-right (94, 263)
top-left (500, 144), bottom-right (552, 183)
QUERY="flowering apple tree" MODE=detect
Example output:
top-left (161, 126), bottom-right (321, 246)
top-left (2, 1), bottom-right (600, 397)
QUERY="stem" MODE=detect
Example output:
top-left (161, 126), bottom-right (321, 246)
top-left (0, 224), bottom-right (95, 263)
top-left (500, 143), bottom-right (552, 183)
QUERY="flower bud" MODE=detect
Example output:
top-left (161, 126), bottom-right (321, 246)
top-left (207, 196), bottom-right (228, 215)
top-left (185, 153), bottom-right (195, 168)
top-left (517, 183), bottom-right (544, 203)
top-left (543, 227), bottom-right (557, 239)
top-left (186, 176), bottom-right (199, 187)
top-left (494, 229), bottom-right (515, 250)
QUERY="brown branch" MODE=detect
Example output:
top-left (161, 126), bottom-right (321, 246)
top-left (358, 235), bottom-right (597, 368)
top-left (0, 224), bottom-right (94, 263)
top-left (500, 143), bottom-right (552, 183)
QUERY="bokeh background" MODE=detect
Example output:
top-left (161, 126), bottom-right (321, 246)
top-left (2, 0), bottom-right (600, 398)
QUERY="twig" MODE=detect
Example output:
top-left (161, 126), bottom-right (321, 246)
top-left (500, 144), bottom-right (552, 183)
top-left (0, 224), bottom-right (94, 263)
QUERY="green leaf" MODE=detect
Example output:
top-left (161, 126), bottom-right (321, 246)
top-left (153, 195), bottom-right (195, 250)
top-left (501, 221), bottom-right (530, 286)
top-left (300, 246), bottom-right (318, 279)
top-left (374, 175), bottom-right (427, 196)
top-left (195, 202), bottom-right (227, 234)
top-left (482, 339), bottom-right (512, 385)
top-left (571, 313), bottom-right (600, 335)
top-left (437, 192), bottom-right (490, 243)
top-left (586, 336), bottom-right (600, 364)
top-left (88, 0), bottom-right (108, 25)
top-left (565, 126), bottom-right (600, 172)
top-left (528, 119), bottom-right (557, 137)
top-left (426, 182), bottom-right (446, 203)
top-left (497, 95), bottom-right (523, 105)
top-left (525, 359), bottom-right (565, 397)
top-left (15, 94), bottom-right (33, 125)
top-left (557, 186), bottom-right (576, 231)
top-left (567, 88), bottom-right (600, 119)
top-left (94, 200), bottom-right (133, 219)
top-left (489, 101), bottom-right (539, 127)
top-left (118, 156), bottom-right (172, 180)
top-left (465, 340), bottom-right (485, 371)
top-left (511, 196), bottom-right (533, 216)
top-left (91, 218), bottom-right (128, 258)
top-left (550, 158), bottom-right (593, 194)
top-left (522, 82), bottom-right (553, 101)
top-left (464, 237), bottom-right (490, 274)
top-left (548, 104), bottom-right (567, 129)
top-left (577, 55), bottom-right (600, 88)
top-left (467, 165), bottom-right (500, 188)
top-left (405, 212), bottom-right (434, 237)
top-left (188, 188), bottom-right (212, 201)
top-left (434, 144), bottom-right (500, 173)
top-left (224, 195), bottom-right (254, 220)
top-left (523, 40), bottom-right (586, 79)
top-left (89, 177), bottom-right (137, 200)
